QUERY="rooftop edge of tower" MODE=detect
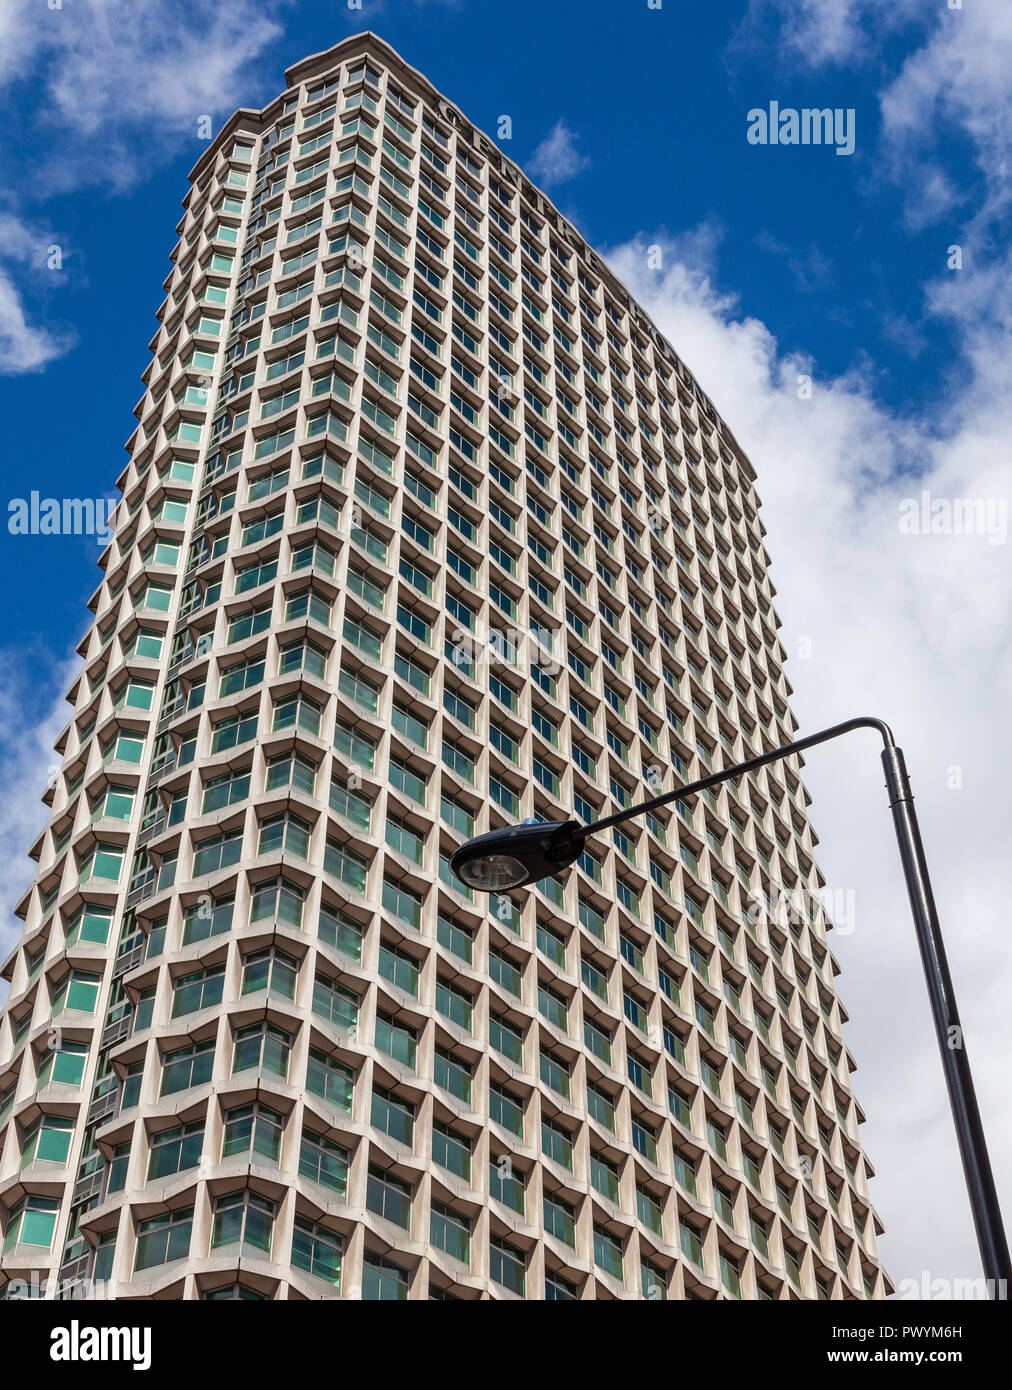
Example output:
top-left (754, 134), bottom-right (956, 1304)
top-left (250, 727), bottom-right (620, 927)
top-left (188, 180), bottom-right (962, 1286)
top-left (181, 30), bottom-right (757, 488)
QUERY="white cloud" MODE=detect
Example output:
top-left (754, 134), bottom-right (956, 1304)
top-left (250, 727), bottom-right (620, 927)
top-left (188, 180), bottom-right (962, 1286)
top-left (879, 2), bottom-right (1012, 223)
top-left (2, 0), bottom-right (283, 192)
top-left (733, 0), bottom-right (925, 70)
top-left (740, 1), bottom-right (1012, 234)
top-left (527, 120), bottom-right (590, 188)
top-left (605, 227), bottom-right (1011, 1287)
top-left (597, 10), bottom-right (1012, 1282)
top-left (0, 652), bottom-right (78, 1006)
top-left (0, 268), bottom-right (72, 373)
top-left (0, 210), bottom-right (76, 373)
top-left (0, 0), bottom-right (281, 121)
top-left (0, 0), bottom-right (283, 367)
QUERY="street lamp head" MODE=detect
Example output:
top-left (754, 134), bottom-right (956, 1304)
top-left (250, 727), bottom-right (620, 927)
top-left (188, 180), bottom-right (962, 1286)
top-left (449, 819), bottom-right (585, 891)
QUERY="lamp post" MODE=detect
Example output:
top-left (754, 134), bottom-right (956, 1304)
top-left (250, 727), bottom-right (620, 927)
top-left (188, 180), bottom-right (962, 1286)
top-left (450, 715), bottom-right (1010, 1294)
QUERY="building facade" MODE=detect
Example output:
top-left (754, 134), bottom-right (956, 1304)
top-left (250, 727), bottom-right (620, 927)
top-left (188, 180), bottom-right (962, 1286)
top-left (0, 33), bottom-right (890, 1301)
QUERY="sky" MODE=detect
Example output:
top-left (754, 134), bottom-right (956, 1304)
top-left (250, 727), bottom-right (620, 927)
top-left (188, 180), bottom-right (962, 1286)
top-left (0, 0), bottom-right (1009, 1294)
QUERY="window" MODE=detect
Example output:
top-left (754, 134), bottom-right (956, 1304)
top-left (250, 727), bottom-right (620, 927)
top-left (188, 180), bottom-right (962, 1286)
top-left (93, 1229), bottom-right (117, 1283)
top-left (388, 755), bottom-right (428, 807)
top-left (367, 1165), bottom-right (412, 1228)
top-left (540, 1049), bottom-right (570, 1099)
top-left (594, 1225), bottom-right (624, 1280)
top-left (211, 710), bottom-right (258, 753)
top-left (182, 896), bottom-right (233, 944)
top-left (172, 965), bottom-right (225, 1018)
top-left (323, 838), bottom-right (369, 893)
top-left (64, 904), bottom-right (113, 946)
top-left (378, 941), bottom-right (419, 996)
top-left (720, 1249), bottom-right (741, 1298)
top-left (432, 1121), bottom-right (470, 1180)
top-left (36, 1039), bottom-right (88, 1089)
top-left (436, 913), bottom-right (473, 963)
top-left (537, 920), bottom-right (567, 968)
top-left (268, 752), bottom-right (317, 797)
top-left (371, 1085), bottom-right (414, 1145)
top-left (305, 1045), bottom-right (354, 1112)
top-left (537, 983), bottom-right (568, 1032)
top-left (490, 1084), bottom-right (524, 1137)
top-left (375, 1012), bottom-right (416, 1069)
top-left (211, 1190), bottom-right (275, 1256)
top-left (160, 1040), bottom-right (214, 1096)
top-left (632, 1117), bottom-right (658, 1164)
top-left (488, 947), bottom-right (522, 997)
top-left (590, 1151), bottom-right (619, 1204)
top-left (134, 1209), bottom-right (193, 1272)
top-left (547, 1269), bottom-right (578, 1301)
top-left (679, 1219), bottom-right (704, 1268)
top-left (490, 1013), bottom-right (523, 1065)
top-left (386, 815), bottom-right (424, 865)
top-left (637, 1185), bottom-right (663, 1235)
top-left (362, 1252), bottom-right (409, 1300)
top-left (148, 1119), bottom-right (204, 1180)
top-left (221, 1102), bottom-right (282, 1164)
top-left (202, 768), bottom-right (251, 813)
top-left (391, 702), bottom-right (429, 748)
top-left (312, 973), bottom-right (357, 1031)
top-left (291, 1216), bottom-right (342, 1287)
top-left (273, 691), bottom-right (321, 734)
top-left (242, 947), bottom-right (299, 1001)
top-left (436, 977), bottom-right (472, 1032)
top-left (232, 1023), bottom-right (291, 1079)
top-left (20, 1113), bottom-right (74, 1168)
top-left (541, 1118), bottom-right (573, 1171)
top-left (430, 1201), bottom-right (470, 1263)
top-left (192, 829), bottom-right (242, 878)
top-left (543, 1191), bottom-right (576, 1247)
top-left (77, 842), bottom-right (124, 884)
top-left (434, 1047), bottom-right (471, 1103)
top-left (3, 1195), bottom-right (60, 1252)
top-left (750, 1212), bottom-right (769, 1259)
top-left (489, 1236), bottom-right (525, 1295)
top-left (587, 1083), bottom-right (615, 1132)
top-left (299, 1131), bottom-right (348, 1195)
top-left (318, 903), bottom-right (364, 961)
top-left (381, 876), bottom-right (422, 928)
top-left (93, 784), bottom-right (135, 823)
top-left (50, 969), bottom-right (102, 1015)
top-left (641, 1260), bottom-right (668, 1301)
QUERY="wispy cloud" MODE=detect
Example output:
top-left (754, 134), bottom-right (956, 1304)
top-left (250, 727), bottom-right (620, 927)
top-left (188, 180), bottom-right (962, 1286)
top-left (0, 268), bottom-right (69, 374)
top-left (606, 220), bottom-right (1012, 1283)
top-left (0, 0), bottom-right (284, 371)
top-left (0, 0), bottom-right (281, 119)
top-left (0, 650), bottom-right (78, 1004)
top-left (879, 2), bottom-right (1012, 228)
top-left (735, 1), bottom-right (1012, 234)
top-left (0, 208), bottom-right (76, 373)
top-left (1, 0), bottom-right (284, 193)
top-left (754, 231), bottom-right (837, 294)
top-left (527, 120), bottom-right (590, 188)
top-left (731, 0), bottom-right (925, 70)
top-left (599, 4), bottom-right (1012, 1287)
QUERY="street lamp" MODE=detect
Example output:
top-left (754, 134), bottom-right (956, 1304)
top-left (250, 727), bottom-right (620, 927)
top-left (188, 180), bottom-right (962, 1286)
top-left (450, 715), bottom-right (1010, 1293)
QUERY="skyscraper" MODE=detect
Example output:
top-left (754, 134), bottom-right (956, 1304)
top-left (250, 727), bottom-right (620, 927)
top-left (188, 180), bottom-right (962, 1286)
top-left (0, 32), bottom-right (890, 1301)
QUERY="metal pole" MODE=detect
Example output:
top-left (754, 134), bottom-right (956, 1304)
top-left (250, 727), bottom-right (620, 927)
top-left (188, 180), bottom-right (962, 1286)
top-left (573, 717), bottom-right (1008, 1291)
top-left (581, 715), bottom-right (896, 838)
top-left (882, 745), bottom-right (1010, 1294)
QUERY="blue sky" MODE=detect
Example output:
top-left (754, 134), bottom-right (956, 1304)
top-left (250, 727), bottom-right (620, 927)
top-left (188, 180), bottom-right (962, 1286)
top-left (1, 0), bottom-right (1010, 1288)
top-left (0, 0), bottom-right (982, 652)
